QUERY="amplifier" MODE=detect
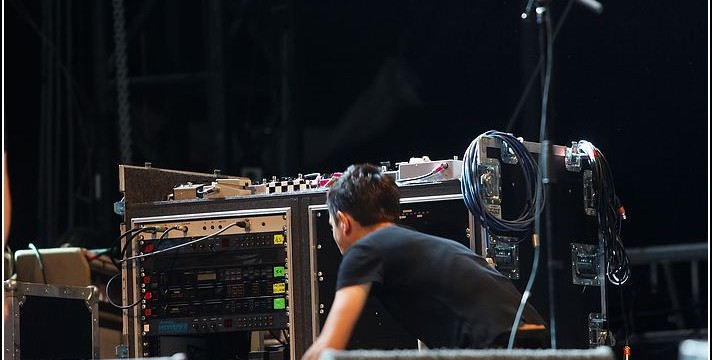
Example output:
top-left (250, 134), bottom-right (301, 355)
top-left (126, 208), bottom-right (292, 358)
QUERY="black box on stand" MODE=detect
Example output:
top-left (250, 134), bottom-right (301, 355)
top-left (473, 135), bottom-right (609, 349)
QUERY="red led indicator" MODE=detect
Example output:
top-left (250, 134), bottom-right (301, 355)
top-left (144, 244), bottom-right (155, 253)
top-left (144, 291), bottom-right (153, 300)
top-left (143, 276), bottom-right (151, 284)
top-left (144, 308), bottom-right (152, 317)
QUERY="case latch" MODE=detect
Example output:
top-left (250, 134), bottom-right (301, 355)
top-left (588, 313), bottom-right (613, 347)
top-left (566, 141), bottom-right (583, 172)
top-left (489, 235), bottom-right (520, 279)
top-left (571, 243), bottom-right (601, 286)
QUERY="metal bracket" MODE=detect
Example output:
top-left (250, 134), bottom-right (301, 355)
top-left (565, 141), bottom-right (583, 172)
top-left (489, 235), bottom-right (520, 279)
top-left (583, 170), bottom-right (596, 216)
top-left (116, 344), bottom-right (129, 359)
top-left (588, 313), bottom-right (612, 347)
top-left (571, 243), bottom-right (601, 286)
top-left (114, 197), bottom-right (126, 216)
top-left (478, 159), bottom-right (501, 206)
top-left (84, 286), bottom-right (99, 312)
top-left (501, 141), bottom-right (519, 164)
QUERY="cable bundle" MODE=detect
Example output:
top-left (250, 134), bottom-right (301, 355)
top-left (578, 141), bottom-right (630, 285)
top-left (461, 130), bottom-right (544, 237)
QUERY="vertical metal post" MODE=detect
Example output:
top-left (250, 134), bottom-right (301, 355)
top-left (662, 261), bottom-right (685, 329)
top-left (597, 233), bottom-right (607, 317)
top-left (112, 0), bottom-right (133, 166)
top-left (690, 260), bottom-right (701, 322)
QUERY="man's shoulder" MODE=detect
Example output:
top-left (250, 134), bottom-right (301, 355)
top-left (358, 225), bottom-right (460, 255)
top-left (361, 224), bottom-right (419, 242)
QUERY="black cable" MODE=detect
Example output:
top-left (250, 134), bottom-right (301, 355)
top-left (507, 243), bottom-right (541, 349)
top-left (461, 131), bottom-right (544, 236)
top-left (155, 225), bottom-right (185, 251)
top-left (105, 271), bottom-right (145, 309)
top-left (105, 226), bottom-right (160, 310)
top-left (110, 227), bottom-right (145, 269)
top-left (28, 243), bottom-right (48, 284)
top-left (579, 142), bottom-right (630, 285)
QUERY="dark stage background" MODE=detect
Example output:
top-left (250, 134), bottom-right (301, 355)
top-left (4, 1), bottom-right (708, 359)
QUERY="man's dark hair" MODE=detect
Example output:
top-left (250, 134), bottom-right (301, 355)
top-left (327, 163), bottom-right (401, 226)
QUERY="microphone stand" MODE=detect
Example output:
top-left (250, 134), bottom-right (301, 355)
top-left (523, 0), bottom-right (557, 349)
top-left (523, 0), bottom-right (603, 349)
top-left (507, 0), bottom-right (603, 349)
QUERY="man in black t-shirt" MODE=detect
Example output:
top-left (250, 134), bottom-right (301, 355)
top-left (302, 164), bottom-right (545, 360)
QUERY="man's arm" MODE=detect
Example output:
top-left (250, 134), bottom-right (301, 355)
top-left (301, 283), bottom-right (371, 360)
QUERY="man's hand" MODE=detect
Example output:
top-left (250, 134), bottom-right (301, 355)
top-left (301, 336), bottom-right (331, 360)
top-left (301, 283), bottom-right (371, 360)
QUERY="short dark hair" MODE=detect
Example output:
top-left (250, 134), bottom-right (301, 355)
top-left (327, 163), bottom-right (401, 226)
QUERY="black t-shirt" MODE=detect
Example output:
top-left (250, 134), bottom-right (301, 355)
top-left (336, 225), bottom-right (545, 349)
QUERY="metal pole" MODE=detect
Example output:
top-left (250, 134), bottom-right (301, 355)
top-left (112, 0), bottom-right (133, 165)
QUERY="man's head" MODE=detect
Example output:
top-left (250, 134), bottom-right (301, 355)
top-left (326, 164), bottom-right (400, 253)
